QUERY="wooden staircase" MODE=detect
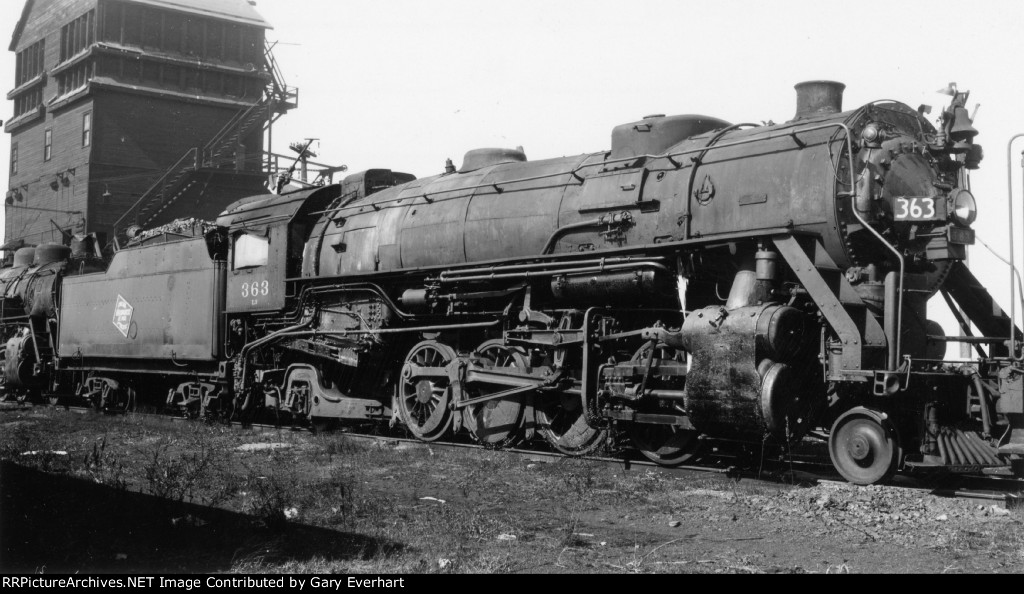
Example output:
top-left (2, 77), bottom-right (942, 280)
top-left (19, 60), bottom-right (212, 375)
top-left (200, 100), bottom-right (274, 168)
top-left (113, 41), bottom-right (298, 245)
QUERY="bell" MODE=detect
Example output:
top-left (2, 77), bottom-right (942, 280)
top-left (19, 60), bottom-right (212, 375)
top-left (949, 106), bottom-right (978, 142)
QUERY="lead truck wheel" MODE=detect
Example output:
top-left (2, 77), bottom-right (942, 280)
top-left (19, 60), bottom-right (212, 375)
top-left (828, 407), bottom-right (901, 485)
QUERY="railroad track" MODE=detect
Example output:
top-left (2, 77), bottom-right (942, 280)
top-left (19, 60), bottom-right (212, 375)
top-left (6, 400), bottom-right (1023, 505)
top-left (326, 430), bottom-right (1024, 506)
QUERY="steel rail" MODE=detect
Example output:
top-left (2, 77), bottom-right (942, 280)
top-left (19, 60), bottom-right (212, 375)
top-left (31, 402), bottom-right (1024, 501)
top-left (57, 404), bottom-right (1024, 501)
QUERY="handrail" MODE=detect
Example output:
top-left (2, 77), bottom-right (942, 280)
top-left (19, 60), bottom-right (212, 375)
top-left (815, 120), bottom-right (906, 369)
top-left (201, 100), bottom-right (268, 167)
top-left (1006, 133), bottom-right (1024, 360)
top-left (203, 100), bottom-right (260, 155)
top-left (315, 121), bottom-right (862, 218)
top-left (112, 147), bottom-right (198, 232)
top-left (202, 41), bottom-right (295, 169)
top-left (264, 40), bottom-right (292, 99)
top-left (682, 123), bottom-right (759, 240)
top-left (264, 152), bottom-right (338, 171)
top-left (110, 42), bottom-right (297, 241)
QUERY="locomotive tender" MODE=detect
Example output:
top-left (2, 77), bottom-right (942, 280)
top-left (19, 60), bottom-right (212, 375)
top-left (2, 81), bottom-right (1022, 485)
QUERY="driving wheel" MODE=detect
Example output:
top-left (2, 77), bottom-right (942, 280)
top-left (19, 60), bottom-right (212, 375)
top-left (462, 340), bottom-right (528, 447)
top-left (627, 343), bottom-right (700, 465)
top-left (399, 340), bottom-right (457, 442)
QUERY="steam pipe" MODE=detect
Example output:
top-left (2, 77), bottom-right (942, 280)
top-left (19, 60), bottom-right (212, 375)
top-left (937, 432), bottom-right (949, 464)
top-left (814, 122), bottom-right (904, 369)
top-left (884, 273), bottom-right (899, 370)
top-left (439, 261), bottom-right (670, 284)
top-left (268, 319), bottom-right (500, 339)
top-left (955, 432), bottom-right (981, 465)
top-left (850, 184), bottom-right (904, 370)
top-left (957, 428), bottom-right (988, 464)
top-left (440, 255), bottom-right (666, 279)
top-left (946, 431), bottom-right (969, 465)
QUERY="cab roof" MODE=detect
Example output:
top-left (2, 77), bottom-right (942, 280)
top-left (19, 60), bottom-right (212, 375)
top-left (216, 185), bottom-right (341, 231)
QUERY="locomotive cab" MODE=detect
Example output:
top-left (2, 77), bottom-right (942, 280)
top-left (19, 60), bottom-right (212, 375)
top-left (218, 184), bottom-right (342, 313)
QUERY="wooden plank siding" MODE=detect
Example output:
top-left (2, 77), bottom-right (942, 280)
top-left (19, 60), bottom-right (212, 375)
top-left (5, 0), bottom-right (97, 246)
top-left (6, 0), bottom-right (273, 250)
top-left (92, 93), bottom-right (260, 171)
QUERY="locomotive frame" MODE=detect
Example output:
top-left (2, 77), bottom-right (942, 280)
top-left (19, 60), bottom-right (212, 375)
top-left (2, 81), bottom-right (1022, 485)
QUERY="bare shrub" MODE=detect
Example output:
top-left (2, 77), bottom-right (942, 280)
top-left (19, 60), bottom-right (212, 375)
top-left (81, 435), bottom-right (129, 490)
top-left (142, 443), bottom-right (218, 503)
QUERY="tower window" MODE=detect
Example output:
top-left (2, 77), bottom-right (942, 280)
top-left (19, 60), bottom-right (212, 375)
top-left (15, 40), bottom-right (44, 86)
top-left (10, 143), bottom-right (18, 175)
top-left (83, 112), bottom-right (92, 147)
top-left (60, 10), bottom-right (95, 63)
top-left (44, 129), bottom-right (52, 161)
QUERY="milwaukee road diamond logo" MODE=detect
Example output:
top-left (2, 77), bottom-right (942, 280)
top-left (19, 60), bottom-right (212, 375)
top-left (112, 295), bottom-right (134, 338)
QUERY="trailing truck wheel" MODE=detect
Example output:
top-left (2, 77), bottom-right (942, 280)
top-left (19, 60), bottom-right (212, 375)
top-left (828, 407), bottom-right (901, 485)
top-left (398, 340), bottom-right (457, 442)
top-left (462, 340), bottom-right (528, 448)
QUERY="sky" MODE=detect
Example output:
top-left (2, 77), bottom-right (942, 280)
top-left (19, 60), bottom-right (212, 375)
top-left (2, 0), bottom-right (1024, 340)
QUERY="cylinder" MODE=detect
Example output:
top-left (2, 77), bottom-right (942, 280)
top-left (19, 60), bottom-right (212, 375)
top-left (756, 305), bottom-right (807, 361)
top-left (794, 80), bottom-right (846, 120)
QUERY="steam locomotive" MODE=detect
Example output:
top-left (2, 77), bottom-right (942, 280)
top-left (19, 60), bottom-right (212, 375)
top-left (2, 81), bottom-right (1022, 485)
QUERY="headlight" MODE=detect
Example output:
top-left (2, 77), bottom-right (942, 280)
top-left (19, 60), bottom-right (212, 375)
top-left (950, 189), bottom-right (977, 226)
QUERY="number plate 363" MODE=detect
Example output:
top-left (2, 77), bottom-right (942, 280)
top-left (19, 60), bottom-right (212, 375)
top-left (894, 196), bottom-right (940, 221)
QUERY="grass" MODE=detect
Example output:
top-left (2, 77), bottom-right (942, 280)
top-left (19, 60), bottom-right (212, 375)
top-left (2, 405), bottom-right (1023, 573)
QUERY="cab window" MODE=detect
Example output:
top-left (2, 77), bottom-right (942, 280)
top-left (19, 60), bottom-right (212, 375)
top-left (233, 233), bottom-right (269, 269)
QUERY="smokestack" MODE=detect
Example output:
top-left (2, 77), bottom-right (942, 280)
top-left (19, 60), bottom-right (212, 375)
top-left (794, 80), bottom-right (845, 120)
